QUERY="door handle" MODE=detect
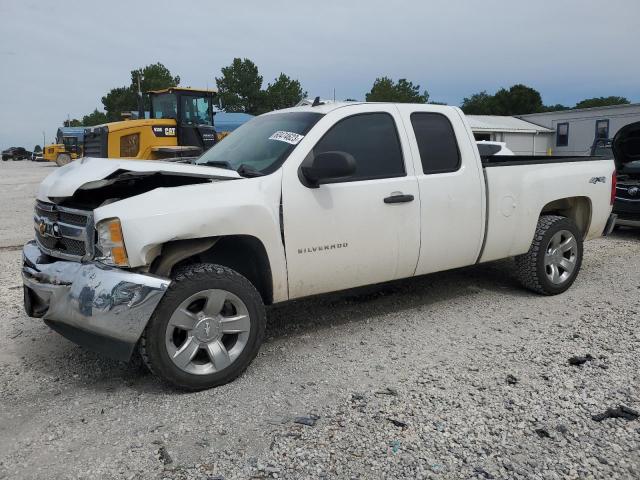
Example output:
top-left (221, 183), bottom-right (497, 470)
top-left (384, 193), bottom-right (414, 204)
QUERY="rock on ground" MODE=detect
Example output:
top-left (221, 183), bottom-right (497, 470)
top-left (0, 161), bottom-right (639, 479)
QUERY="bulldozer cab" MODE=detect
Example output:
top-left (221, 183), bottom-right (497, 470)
top-left (149, 87), bottom-right (218, 154)
top-left (61, 136), bottom-right (80, 156)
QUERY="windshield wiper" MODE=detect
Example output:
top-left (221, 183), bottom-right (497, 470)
top-left (237, 164), bottom-right (265, 178)
top-left (198, 160), bottom-right (234, 170)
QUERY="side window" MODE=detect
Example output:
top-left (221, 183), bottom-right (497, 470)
top-left (410, 113), bottom-right (461, 174)
top-left (596, 119), bottom-right (609, 139)
top-left (313, 113), bottom-right (405, 181)
top-left (557, 122), bottom-right (569, 147)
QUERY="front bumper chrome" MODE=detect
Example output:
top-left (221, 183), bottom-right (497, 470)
top-left (22, 241), bottom-right (170, 361)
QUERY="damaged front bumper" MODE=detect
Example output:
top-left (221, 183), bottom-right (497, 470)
top-left (22, 241), bottom-right (170, 361)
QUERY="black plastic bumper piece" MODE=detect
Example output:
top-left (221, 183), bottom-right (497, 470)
top-left (603, 213), bottom-right (617, 236)
top-left (44, 319), bottom-right (134, 362)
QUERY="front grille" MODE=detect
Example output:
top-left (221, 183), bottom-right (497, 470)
top-left (35, 232), bottom-right (87, 257)
top-left (616, 185), bottom-right (640, 202)
top-left (35, 203), bottom-right (88, 227)
top-left (83, 126), bottom-right (108, 157)
top-left (34, 201), bottom-right (93, 261)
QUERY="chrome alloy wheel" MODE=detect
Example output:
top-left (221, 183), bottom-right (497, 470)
top-left (544, 229), bottom-right (578, 285)
top-left (164, 289), bottom-right (251, 375)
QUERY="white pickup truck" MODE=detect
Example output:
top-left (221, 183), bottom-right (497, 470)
top-left (23, 102), bottom-right (617, 390)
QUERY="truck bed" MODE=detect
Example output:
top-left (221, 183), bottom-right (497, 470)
top-left (479, 155), bottom-right (614, 263)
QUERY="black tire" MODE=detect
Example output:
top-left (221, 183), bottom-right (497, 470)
top-left (140, 263), bottom-right (265, 391)
top-left (515, 215), bottom-right (583, 295)
top-left (56, 153), bottom-right (72, 167)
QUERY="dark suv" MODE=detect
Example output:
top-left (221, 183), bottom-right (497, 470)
top-left (2, 147), bottom-right (31, 161)
top-left (607, 122), bottom-right (640, 228)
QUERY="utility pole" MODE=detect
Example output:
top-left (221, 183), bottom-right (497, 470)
top-left (42, 131), bottom-right (45, 146)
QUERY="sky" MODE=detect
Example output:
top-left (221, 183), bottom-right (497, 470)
top-left (1, 0), bottom-right (639, 149)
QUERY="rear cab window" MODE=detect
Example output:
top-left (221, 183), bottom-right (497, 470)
top-left (312, 112), bottom-right (405, 182)
top-left (410, 112), bottom-right (461, 174)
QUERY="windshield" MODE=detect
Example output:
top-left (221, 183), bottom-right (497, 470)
top-left (196, 112), bottom-right (323, 174)
top-left (151, 93), bottom-right (177, 120)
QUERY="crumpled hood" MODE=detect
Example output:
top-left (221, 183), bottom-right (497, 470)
top-left (37, 157), bottom-right (241, 201)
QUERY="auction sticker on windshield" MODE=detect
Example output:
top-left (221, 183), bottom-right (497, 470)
top-left (269, 131), bottom-right (305, 145)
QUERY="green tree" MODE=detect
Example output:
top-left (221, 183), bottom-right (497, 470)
top-left (461, 84), bottom-right (544, 115)
top-left (132, 62), bottom-right (181, 111)
top-left (460, 91), bottom-right (496, 114)
top-left (543, 104), bottom-right (570, 112)
top-left (365, 77), bottom-right (429, 103)
top-left (82, 109), bottom-right (109, 126)
top-left (574, 96), bottom-right (629, 109)
top-left (216, 58), bottom-right (264, 114)
top-left (132, 63), bottom-right (180, 95)
top-left (262, 73), bottom-right (306, 112)
top-left (102, 86), bottom-right (137, 121)
top-left (63, 118), bottom-right (82, 127)
top-left (101, 62), bottom-right (180, 121)
top-left (33, 145), bottom-right (42, 153)
top-left (492, 84), bottom-right (544, 115)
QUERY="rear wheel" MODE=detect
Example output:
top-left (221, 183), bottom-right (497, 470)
top-left (56, 153), bottom-right (72, 167)
top-left (140, 263), bottom-right (265, 390)
top-left (515, 215), bottom-right (583, 295)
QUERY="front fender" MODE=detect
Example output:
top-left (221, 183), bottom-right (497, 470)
top-left (95, 172), bottom-right (288, 301)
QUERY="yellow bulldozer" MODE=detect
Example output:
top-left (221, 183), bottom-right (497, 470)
top-left (43, 127), bottom-right (84, 166)
top-left (83, 87), bottom-right (226, 161)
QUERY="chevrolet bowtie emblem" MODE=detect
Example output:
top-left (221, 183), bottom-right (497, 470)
top-left (38, 219), bottom-right (61, 238)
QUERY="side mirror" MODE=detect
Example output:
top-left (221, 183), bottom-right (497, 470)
top-left (300, 151), bottom-right (356, 188)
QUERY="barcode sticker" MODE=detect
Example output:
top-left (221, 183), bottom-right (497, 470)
top-left (269, 131), bottom-right (305, 145)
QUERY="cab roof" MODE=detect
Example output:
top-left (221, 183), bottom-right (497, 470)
top-left (271, 101), bottom-right (367, 115)
top-left (147, 87), bottom-right (218, 95)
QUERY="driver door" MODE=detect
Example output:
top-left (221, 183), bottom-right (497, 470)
top-left (281, 105), bottom-right (421, 299)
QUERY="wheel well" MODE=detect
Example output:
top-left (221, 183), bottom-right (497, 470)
top-left (540, 196), bottom-right (592, 237)
top-left (157, 235), bottom-right (274, 305)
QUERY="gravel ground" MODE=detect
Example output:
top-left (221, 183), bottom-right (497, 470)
top-left (0, 160), bottom-right (55, 248)
top-left (0, 160), bottom-right (639, 479)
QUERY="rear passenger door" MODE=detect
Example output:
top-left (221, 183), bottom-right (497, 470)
top-left (398, 106), bottom-right (485, 275)
top-left (281, 105), bottom-right (421, 298)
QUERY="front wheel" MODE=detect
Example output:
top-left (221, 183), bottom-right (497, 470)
top-left (515, 215), bottom-right (583, 295)
top-left (140, 263), bottom-right (265, 390)
top-left (56, 153), bottom-right (72, 167)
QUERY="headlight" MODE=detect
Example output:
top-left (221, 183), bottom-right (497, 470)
top-left (96, 218), bottom-right (129, 267)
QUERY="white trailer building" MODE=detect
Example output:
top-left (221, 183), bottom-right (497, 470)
top-left (519, 103), bottom-right (640, 156)
top-left (466, 115), bottom-right (554, 155)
